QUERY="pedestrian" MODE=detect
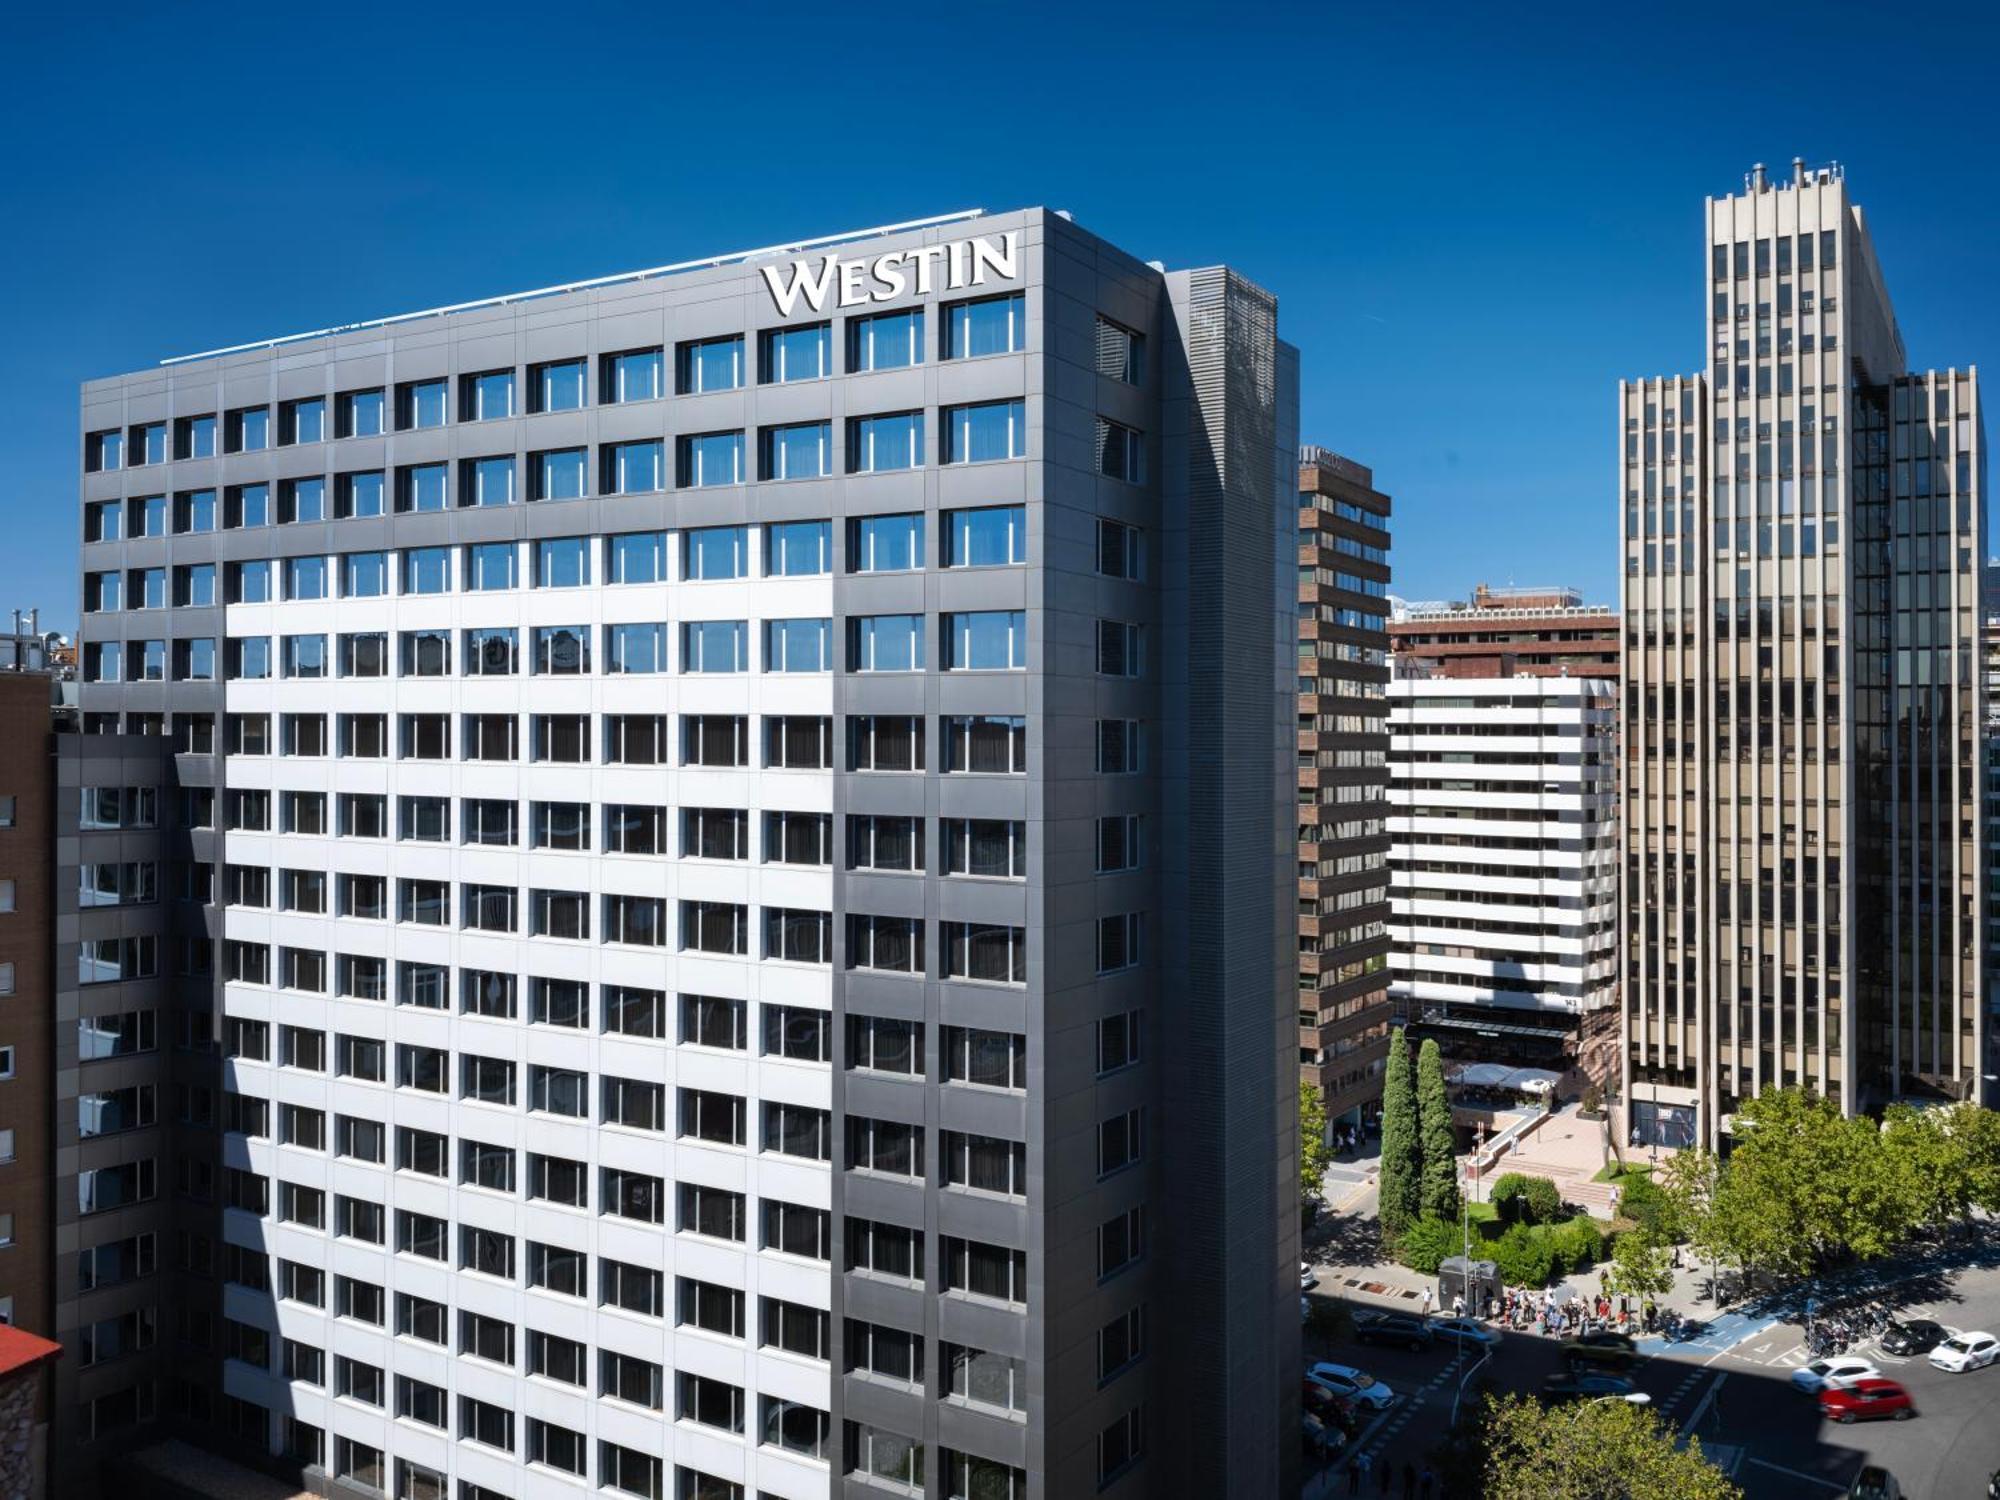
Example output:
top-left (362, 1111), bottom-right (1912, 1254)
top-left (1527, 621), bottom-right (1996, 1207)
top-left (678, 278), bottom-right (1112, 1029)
top-left (1421, 1285), bottom-right (1433, 1318)
top-left (1378, 1455), bottom-right (1392, 1497)
top-left (1346, 1455), bottom-right (1361, 1495)
top-left (1402, 1461), bottom-right (1416, 1500)
top-left (1453, 1293), bottom-right (1464, 1319)
top-left (1356, 1451), bottom-right (1373, 1491)
top-left (1419, 1466), bottom-right (1435, 1499)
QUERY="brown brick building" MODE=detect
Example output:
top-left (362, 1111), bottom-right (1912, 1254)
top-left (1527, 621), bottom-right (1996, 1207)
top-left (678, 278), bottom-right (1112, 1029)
top-left (1297, 448), bottom-right (1394, 1129)
top-left (1389, 583), bottom-right (1618, 679)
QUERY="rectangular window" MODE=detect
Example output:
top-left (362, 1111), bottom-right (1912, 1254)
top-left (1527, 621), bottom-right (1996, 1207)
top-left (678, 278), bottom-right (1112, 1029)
top-left (1095, 316), bottom-right (1144, 383)
top-left (765, 811), bottom-right (832, 866)
top-left (942, 923), bottom-right (1026, 984)
top-left (684, 523), bottom-right (748, 580)
top-left (765, 714), bottom-right (832, 769)
top-left (944, 1026), bottom-right (1027, 1090)
top-left (606, 346), bottom-right (666, 402)
top-left (462, 455), bottom-right (516, 507)
top-left (86, 429), bottom-right (124, 471)
top-left (279, 398), bottom-right (325, 445)
top-left (681, 901), bottom-right (748, 956)
top-left (849, 614), bottom-right (924, 671)
top-left (944, 610), bottom-right (1026, 670)
top-left (606, 439), bottom-right (664, 494)
top-left (849, 715), bottom-right (924, 772)
top-left (850, 512), bottom-right (923, 571)
top-left (463, 369), bottom-right (515, 421)
top-left (398, 462), bottom-right (448, 511)
top-left (605, 621), bottom-right (667, 675)
top-left (945, 292), bottom-right (1026, 358)
top-left (531, 359), bottom-right (585, 413)
top-left (945, 1237), bottom-right (1027, 1306)
top-left (676, 336), bottom-right (743, 394)
top-left (679, 431), bottom-right (744, 488)
top-left (944, 399), bottom-right (1026, 463)
top-left (943, 818), bottom-right (1026, 879)
top-left (606, 530), bottom-right (667, 583)
top-left (1097, 619), bottom-right (1142, 677)
top-left (532, 447), bottom-right (588, 501)
top-left (277, 476), bottom-right (324, 524)
top-left (848, 815), bottom-right (923, 873)
top-left (1098, 518), bottom-right (1142, 578)
top-left (849, 307), bottom-right (924, 372)
top-left (683, 714), bottom-right (747, 767)
top-left (767, 519), bottom-right (830, 575)
top-left (760, 420), bottom-right (833, 480)
top-left (397, 378), bottom-right (448, 429)
top-left (533, 625), bottom-right (590, 675)
top-left (465, 541), bottom-right (517, 591)
top-left (764, 909), bottom-right (832, 965)
top-left (682, 620), bottom-right (747, 673)
top-left (401, 546), bottom-right (450, 594)
top-left (765, 617), bottom-right (831, 672)
top-left (340, 551), bottom-right (387, 597)
top-left (534, 535), bottom-right (591, 588)
top-left (1097, 913), bottom-right (1143, 973)
top-left (336, 388), bottom-right (385, 438)
top-left (1096, 718), bottom-right (1142, 773)
top-left (849, 412), bottom-right (923, 472)
top-left (760, 321), bottom-right (831, 383)
top-left (944, 505), bottom-right (1026, 567)
top-left (1096, 418), bottom-right (1143, 481)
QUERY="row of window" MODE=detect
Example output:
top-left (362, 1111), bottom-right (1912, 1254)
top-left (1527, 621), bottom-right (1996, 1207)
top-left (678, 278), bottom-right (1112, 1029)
top-left (200, 904), bottom-right (1109, 980)
top-left (75, 711), bottom-right (1156, 779)
top-left (84, 609), bottom-right (1098, 682)
top-left (86, 508), bottom-right (1074, 587)
top-left (86, 405), bottom-right (1062, 527)
top-left (85, 296), bottom-right (1044, 472)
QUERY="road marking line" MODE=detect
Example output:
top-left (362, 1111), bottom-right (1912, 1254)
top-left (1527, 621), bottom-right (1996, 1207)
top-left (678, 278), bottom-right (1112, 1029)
top-left (1743, 1457), bottom-right (1846, 1492)
top-left (1681, 1371), bottom-right (1727, 1433)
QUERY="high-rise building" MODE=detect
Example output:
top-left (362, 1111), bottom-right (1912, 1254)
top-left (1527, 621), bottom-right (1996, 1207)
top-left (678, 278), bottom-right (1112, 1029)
top-left (69, 210), bottom-right (1301, 1500)
top-left (1621, 160), bottom-right (1986, 1148)
top-left (1296, 449), bottom-right (1393, 1129)
top-left (1387, 673), bottom-right (1619, 1082)
top-left (1390, 585), bottom-right (1618, 680)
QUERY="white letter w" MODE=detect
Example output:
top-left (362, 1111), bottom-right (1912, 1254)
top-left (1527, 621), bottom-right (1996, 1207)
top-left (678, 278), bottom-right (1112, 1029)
top-left (761, 255), bottom-right (840, 318)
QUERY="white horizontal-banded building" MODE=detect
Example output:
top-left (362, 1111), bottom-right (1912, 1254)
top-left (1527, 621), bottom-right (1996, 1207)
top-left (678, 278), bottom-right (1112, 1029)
top-left (59, 209), bottom-right (1301, 1500)
top-left (1387, 676), bottom-right (1618, 1072)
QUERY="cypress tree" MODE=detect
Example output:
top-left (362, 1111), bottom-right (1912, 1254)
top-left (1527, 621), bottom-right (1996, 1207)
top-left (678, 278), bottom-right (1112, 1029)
top-left (1419, 1037), bottom-right (1462, 1224)
top-left (1378, 1027), bottom-right (1420, 1246)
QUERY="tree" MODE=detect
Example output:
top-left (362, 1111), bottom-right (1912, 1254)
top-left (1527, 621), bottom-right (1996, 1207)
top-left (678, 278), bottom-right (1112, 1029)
top-left (1660, 1145), bottom-right (1731, 1297)
top-left (1418, 1038), bottom-right (1462, 1224)
top-left (1300, 1081), bottom-right (1333, 1213)
top-left (1607, 1230), bottom-right (1675, 1302)
top-left (1618, 1172), bottom-right (1681, 1246)
top-left (1520, 1176), bottom-right (1563, 1226)
top-left (1880, 1100), bottom-right (2000, 1229)
top-left (1378, 1029), bottom-right (1420, 1247)
top-left (1482, 1394), bottom-right (1742, 1500)
top-left (1397, 1215), bottom-right (1459, 1275)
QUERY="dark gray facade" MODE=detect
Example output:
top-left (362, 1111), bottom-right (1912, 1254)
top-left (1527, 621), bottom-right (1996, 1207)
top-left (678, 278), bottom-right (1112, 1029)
top-left (69, 208), bottom-right (1297, 1499)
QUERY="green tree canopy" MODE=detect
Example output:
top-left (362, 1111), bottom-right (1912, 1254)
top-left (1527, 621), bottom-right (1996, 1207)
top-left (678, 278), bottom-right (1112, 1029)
top-left (1300, 1081), bottom-right (1332, 1212)
top-left (1481, 1393), bottom-right (1742, 1500)
top-left (1606, 1230), bottom-right (1675, 1302)
top-left (1378, 1028), bottom-right (1420, 1247)
top-left (1418, 1037), bottom-right (1461, 1224)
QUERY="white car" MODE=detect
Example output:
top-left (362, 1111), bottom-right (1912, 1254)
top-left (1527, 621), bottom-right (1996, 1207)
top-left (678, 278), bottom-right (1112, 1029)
top-left (1301, 1261), bottom-right (1318, 1291)
top-left (1789, 1356), bottom-right (1880, 1393)
top-left (1929, 1331), bottom-right (2000, 1372)
top-left (1306, 1361), bottom-right (1396, 1410)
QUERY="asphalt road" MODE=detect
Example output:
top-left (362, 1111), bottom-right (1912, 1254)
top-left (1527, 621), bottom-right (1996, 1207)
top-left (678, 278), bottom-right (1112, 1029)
top-left (1305, 1250), bottom-right (2000, 1499)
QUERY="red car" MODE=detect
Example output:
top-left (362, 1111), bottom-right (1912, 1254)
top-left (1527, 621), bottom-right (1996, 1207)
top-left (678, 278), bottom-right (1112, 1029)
top-left (1819, 1379), bottom-right (1915, 1425)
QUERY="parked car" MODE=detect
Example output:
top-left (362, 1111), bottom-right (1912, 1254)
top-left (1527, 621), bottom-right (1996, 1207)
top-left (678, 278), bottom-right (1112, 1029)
top-left (1929, 1331), bottom-right (2000, 1372)
top-left (1353, 1312), bottom-right (1435, 1351)
top-left (1846, 1466), bottom-right (1901, 1500)
top-left (1306, 1362), bottom-right (1396, 1411)
top-left (1880, 1320), bottom-right (1945, 1356)
top-left (1301, 1261), bottom-right (1319, 1291)
top-left (1300, 1379), bottom-right (1360, 1433)
top-left (1819, 1379), bottom-right (1914, 1424)
top-left (1302, 1412), bottom-right (1346, 1460)
top-left (1540, 1372), bottom-right (1648, 1405)
top-left (1427, 1316), bottom-right (1502, 1351)
top-left (1563, 1331), bottom-right (1638, 1370)
top-left (1789, 1355), bottom-right (1880, 1394)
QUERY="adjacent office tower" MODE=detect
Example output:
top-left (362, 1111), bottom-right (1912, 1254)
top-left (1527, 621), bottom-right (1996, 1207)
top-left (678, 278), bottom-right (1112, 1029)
top-left (1296, 450), bottom-right (1393, 1130)
top-left (1622, 161), bottom-right (1986, 1147)
top-left (1387, 586), bottom-right (1620, 1081)
top-left (69, 210), bottom-right (1301, 1500)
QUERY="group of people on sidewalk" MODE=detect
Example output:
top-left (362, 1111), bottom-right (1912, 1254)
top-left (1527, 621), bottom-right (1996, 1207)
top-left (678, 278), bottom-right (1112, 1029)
top-left (1419, 1270), bottom-right (1669, 1338)
top-left (1334, 1452), bottom-right (1439, 1498)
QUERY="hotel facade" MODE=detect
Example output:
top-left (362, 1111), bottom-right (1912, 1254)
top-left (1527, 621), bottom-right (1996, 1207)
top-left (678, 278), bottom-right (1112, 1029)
top-left (65, 210), bottom-right (1302, 1499)
top-left (1621, 162), bottom-right (1986, 1147)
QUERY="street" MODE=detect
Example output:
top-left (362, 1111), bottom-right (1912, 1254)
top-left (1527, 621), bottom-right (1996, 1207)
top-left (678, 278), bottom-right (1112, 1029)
top-left (1303, 1239), bottom-right (2000, 1498)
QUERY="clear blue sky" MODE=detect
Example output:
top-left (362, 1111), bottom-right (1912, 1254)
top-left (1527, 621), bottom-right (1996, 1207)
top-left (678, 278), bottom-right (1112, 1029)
top-left (5, 0), bottom-right (1995, 631)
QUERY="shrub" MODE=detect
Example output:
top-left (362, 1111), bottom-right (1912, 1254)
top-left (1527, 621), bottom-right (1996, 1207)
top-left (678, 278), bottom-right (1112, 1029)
top-left (1551, 1216), bottom-right (1605, 1272)
top-left (1521, 1175), bottom-right (1564, 1226)
top-left (1490, 1222), bottom-right (1556, 1287)
top-left (1581, 1081), bottom-right (1605, 1114)
top-left (1397, 1215), bottom-right (1459, 1275)
top-left (1489, 1173), bottom-right (1531, 1223)
top-left (1617, 1174), bottom-right (1677, 1244)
